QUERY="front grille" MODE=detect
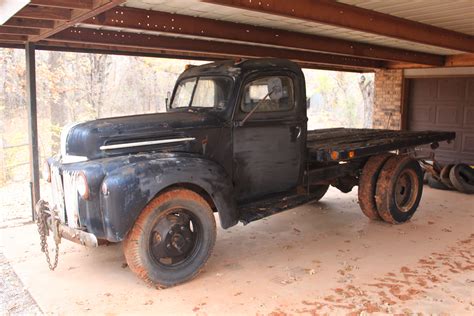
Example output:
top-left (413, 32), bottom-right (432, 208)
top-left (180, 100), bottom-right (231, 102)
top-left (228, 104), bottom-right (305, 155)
top-left (50, 165), bottom-right (81, 228)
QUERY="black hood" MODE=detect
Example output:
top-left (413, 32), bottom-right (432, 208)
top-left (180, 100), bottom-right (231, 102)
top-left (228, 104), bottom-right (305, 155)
top-left (65, 111), bottom-right (222, 160)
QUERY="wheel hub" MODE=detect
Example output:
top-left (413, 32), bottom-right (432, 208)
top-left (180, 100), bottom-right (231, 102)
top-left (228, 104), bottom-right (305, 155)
top-left (395, 169), bottom-right (417, 212)
top-left (149, 211), bottom-right (198, 266)
top-left (168, 225), bottom-right (193, 255)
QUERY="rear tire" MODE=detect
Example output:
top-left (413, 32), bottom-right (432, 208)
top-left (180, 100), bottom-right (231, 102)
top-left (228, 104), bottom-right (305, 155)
top-left (375, 156), bottom-right (423, 224)
top-left (358, 153), bottom-right (393, 220)
top-left (123, 188), bottom-right (216, 288)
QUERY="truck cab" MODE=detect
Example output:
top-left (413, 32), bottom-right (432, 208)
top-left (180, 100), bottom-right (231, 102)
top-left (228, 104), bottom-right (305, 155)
top-left (38, 58), bottom-right (454, 287)
top-left (168, 59), bottom-right (307, 202)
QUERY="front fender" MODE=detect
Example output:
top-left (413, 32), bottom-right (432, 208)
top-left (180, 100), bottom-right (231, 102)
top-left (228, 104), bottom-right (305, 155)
top-left (101, 153), bottom-right (237, 242)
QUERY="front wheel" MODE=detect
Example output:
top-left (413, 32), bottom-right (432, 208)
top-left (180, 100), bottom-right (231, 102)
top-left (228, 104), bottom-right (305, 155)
top-left (123, 188), bottom-right (216, 288)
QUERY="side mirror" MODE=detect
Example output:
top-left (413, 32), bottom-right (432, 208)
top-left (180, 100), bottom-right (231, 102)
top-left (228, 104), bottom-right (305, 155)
top-left (165, 91), bottom-right (171, 111)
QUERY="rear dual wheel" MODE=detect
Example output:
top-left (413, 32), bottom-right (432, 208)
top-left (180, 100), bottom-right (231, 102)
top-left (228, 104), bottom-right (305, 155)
top-left (358, 155), bottom-right (423, 224)
top-left (375, 156), bottom-right (423, 224)
top-left (358, 153), bottom-right (394, 220)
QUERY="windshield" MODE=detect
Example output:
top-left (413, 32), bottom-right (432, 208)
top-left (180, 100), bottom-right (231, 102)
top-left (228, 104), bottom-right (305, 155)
top-left (171, 76), bottom-right (233, 109)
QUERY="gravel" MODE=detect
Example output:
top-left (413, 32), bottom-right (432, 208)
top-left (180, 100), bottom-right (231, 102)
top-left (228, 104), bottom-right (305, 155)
top-left (1, 181), bottom-right (46, 315)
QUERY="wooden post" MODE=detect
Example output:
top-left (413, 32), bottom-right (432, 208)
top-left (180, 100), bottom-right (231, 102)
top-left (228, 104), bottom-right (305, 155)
top-left (26, 42), bottom-right (40, 221)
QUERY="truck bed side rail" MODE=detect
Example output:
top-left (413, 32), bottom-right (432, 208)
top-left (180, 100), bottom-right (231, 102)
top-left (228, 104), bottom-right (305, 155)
top-left (307, 129), bottom-right (455, 162)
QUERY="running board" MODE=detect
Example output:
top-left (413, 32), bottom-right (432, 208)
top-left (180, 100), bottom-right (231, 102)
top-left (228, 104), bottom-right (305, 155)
top-left (238, 193), bottom-right (322, 225)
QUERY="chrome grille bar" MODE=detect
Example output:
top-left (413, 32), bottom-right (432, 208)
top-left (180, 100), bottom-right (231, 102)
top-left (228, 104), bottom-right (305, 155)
top-left (50, 165), bottom-right (81, 228)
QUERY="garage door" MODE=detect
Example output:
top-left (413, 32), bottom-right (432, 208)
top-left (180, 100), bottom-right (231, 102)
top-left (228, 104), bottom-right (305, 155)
top-left (407, 77), bottom-right (474, 164)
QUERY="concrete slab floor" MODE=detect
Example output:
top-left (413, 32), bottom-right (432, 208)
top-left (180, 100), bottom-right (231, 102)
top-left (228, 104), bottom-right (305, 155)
top-left (0, 187), bottom-right (473, 315)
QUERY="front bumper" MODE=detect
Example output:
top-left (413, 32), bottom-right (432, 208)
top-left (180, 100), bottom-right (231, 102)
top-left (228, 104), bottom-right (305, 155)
top-left (36, 200), bottom-right (98, 247)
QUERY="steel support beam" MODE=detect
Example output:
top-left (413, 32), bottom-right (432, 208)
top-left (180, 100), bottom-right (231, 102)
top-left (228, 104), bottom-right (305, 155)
top-left (38, 40), bottom-right (371, 72)
top-left (25, 42), bottom-right (40, 220)
top-left (13, 40), bottom-right (365, 72)
top-left (49, 27), bottom-right (385, 69)
top-left (203, 0), bottom-right (474, 53)
top-left (83, 7), bottom-right (444, 66)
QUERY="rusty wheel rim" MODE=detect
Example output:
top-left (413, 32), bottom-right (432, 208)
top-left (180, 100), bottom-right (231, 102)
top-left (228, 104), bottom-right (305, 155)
top-left (394, 169), bottom-right (418, 213)
top-left (149, 209), bottom-right (202, 267)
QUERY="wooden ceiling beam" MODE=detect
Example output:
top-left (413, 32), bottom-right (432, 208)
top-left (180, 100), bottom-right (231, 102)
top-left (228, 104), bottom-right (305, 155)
top-left (445, 54), bottom-right (474, 67)
top-left (0, 34), bottom-right (28, 42)
top-left (29, 0), bottom-right (126, 42)
top-left (30, 0), bottom-right (94, 10)
top-left (49, 27), bottom-right (386, 69)
top-left (83, 7), bottom-right (444, 66)
top-left (0, 26), bottom-right (41, 35)
top-left (15, 5), bottom-right (73, 21)
top-left (203, 0), bottom-right (474, 53)
top-left (387, 54), bottom-right (474, 69)
top-left (3, 17), bottom-right (56, 29)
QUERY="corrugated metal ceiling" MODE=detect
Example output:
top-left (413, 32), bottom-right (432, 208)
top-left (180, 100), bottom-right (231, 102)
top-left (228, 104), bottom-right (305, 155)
top-left (122, 0), bottom-right (472, 55)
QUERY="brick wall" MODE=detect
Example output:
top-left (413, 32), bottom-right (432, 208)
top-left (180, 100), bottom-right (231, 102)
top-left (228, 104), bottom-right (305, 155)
top-left (373, 69), bottom-right (403, 130)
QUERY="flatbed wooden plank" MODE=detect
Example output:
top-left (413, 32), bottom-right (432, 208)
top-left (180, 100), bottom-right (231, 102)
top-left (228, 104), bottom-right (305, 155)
top-left (307, 129), bottom-right (404, 148)
top-left (306, 128), bottom-right (455, 162)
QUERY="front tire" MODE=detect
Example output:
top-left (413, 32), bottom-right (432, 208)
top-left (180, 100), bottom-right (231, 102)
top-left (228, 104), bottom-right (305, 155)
top-left (123, 188), bottom-right (216, 288)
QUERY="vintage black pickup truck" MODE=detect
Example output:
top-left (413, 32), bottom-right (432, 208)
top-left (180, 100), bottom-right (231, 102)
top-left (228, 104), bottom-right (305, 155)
top-left (38, 58), bottom-right (455, 287)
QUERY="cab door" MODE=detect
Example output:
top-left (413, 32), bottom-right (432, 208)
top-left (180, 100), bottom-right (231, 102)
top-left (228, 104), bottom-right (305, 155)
top-left (232, 73), bottom-right (305, 202)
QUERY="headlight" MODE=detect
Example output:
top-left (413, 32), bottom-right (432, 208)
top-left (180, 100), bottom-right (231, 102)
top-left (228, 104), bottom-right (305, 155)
top-left (42, 161), bottom-right (51, 182)
top-left (76, 172), bottom-right (90, 200)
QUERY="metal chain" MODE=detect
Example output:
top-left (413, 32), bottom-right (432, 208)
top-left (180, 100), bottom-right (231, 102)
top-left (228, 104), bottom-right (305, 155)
top-left (35, 203), bottom-right (60, 270)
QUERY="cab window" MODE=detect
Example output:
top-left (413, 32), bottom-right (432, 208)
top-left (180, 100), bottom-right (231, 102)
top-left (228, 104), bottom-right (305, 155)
top-left (171, 76), bottom-right (232, 109)
top-left (241, 76), bottom-right (294, 113)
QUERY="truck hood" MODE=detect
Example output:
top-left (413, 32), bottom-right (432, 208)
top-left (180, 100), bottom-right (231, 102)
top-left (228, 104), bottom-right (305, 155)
top-left (63, 111), bottom-right (222, 160)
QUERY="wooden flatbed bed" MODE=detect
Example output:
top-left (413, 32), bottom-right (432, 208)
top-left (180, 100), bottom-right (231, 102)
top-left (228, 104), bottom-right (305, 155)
top-left (307, 128), bottom-right (456, 162)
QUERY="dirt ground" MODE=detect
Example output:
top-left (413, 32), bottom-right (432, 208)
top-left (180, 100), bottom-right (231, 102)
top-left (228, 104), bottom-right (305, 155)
top-left (0, 184), bottom-right (473, 315)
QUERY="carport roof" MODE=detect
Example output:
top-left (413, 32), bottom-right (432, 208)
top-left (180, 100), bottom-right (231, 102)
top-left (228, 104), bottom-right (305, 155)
top-left (1, 0), bottom-right (473, 72)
